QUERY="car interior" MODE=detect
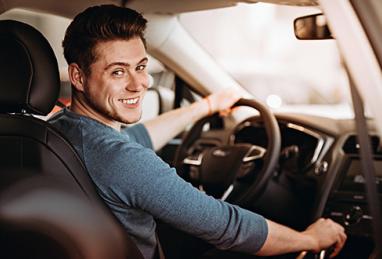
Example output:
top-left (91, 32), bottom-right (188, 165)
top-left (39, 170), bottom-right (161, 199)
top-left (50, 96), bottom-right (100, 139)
top-left (0, 0), bottom-right (382, 259)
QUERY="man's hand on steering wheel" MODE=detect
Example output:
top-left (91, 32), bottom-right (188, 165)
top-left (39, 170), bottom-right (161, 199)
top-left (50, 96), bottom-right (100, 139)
top-left (203, 89), bottom-right (243, 116)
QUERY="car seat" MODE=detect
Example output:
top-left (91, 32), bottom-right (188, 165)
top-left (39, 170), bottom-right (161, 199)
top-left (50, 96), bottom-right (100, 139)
top-left (0, 175), bottom-right (131, 259)
top-left (0, 19), bottom-right (143, 259)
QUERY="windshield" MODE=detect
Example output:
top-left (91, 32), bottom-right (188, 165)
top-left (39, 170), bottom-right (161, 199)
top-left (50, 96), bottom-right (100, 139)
top-left (180, 3), bottom-right (353, 118)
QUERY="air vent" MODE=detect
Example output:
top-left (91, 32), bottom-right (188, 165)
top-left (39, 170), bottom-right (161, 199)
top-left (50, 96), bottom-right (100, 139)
top-left (342, 135), bottom-right (381, 154)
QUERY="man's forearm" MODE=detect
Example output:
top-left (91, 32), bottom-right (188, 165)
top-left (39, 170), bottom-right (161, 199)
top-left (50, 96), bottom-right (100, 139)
top-left (143, 99), bottom-right (209, 151)
top-left (256, 219), bottom-right (316, 256)
top-left (144, 90), bottom-right (242, 151)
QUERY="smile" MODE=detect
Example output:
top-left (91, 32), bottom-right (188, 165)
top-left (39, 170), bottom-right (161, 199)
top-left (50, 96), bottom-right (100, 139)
top-left (119, 97), bottom-right (139, 105)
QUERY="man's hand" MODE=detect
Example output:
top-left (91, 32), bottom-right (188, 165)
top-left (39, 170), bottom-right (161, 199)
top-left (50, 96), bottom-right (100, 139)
top-left (257, 218), bottom-right (346, 257)
top-left (302, 218), bottom-right (347, 258)
top-left (205, 89), bottom-right (242, 115)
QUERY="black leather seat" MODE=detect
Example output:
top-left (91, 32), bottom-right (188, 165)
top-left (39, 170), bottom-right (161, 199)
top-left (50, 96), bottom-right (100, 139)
top-left (0, 20), bottom-right (143, 259)
top-left (0, 175), bottom-right (130, 259)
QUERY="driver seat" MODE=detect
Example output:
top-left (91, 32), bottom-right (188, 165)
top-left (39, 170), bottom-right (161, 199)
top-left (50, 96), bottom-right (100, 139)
top-left (0, 19), bottom-right (143, 258)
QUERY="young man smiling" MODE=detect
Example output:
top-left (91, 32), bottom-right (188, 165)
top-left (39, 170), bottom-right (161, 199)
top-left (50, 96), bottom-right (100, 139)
top-left (49, 5), bottom-right (346, 259)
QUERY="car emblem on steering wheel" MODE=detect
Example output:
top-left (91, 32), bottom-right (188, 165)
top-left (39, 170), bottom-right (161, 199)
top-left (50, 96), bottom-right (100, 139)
top-left (212, 149), bottom-right (228, 157)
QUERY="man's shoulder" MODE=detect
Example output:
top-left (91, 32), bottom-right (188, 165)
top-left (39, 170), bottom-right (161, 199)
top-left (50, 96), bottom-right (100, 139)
top-left (48, 108), bottom-right (81, 130)
top-left (49, 108), bottom-right (116, 139)
top-left (48, 109), bottom-right (157, 176)
top-left (49, 109), bottom-right (130, 155)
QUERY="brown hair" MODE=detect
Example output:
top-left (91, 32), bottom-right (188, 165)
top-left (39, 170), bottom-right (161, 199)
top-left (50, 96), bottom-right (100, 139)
top-left (63, 5), bottom-right (147, 76)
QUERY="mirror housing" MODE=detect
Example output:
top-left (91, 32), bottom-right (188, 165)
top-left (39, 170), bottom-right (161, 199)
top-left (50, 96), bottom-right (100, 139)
top-left (294, 13), bottom-right (333, 40)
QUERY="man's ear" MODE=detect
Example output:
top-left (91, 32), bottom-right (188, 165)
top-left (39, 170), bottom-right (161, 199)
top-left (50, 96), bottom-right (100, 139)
top-left (68, 63), bottom-right (85, 92)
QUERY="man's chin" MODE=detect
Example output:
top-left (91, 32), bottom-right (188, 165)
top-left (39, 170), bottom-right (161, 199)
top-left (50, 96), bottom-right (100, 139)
top-left (118, 114), bottom-right (142, 125)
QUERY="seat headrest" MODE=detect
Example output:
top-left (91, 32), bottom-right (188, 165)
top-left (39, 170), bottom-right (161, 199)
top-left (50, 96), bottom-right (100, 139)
top-left (0, 20), bottom-right (60, 115)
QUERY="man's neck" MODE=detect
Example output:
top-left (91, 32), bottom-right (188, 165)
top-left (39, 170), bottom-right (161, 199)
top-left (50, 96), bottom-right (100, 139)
top-left (70, 97), bottom-right (121, 131)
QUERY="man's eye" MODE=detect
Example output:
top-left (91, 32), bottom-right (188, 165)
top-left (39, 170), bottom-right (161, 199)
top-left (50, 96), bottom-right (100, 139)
top-left (136, 65), bottom-right (146, 72)
top-left (112, 70), bottom-right (124, 76)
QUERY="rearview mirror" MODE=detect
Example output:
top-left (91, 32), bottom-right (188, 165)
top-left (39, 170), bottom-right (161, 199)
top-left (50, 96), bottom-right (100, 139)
top-left (294, 13), bottom-right (333, 40)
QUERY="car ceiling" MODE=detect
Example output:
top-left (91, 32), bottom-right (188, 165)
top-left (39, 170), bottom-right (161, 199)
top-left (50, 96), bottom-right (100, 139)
top-left (0, 0), bottom-right (318, 17)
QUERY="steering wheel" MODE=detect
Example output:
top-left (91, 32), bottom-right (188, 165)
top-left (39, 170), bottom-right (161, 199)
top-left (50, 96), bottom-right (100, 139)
top-left (175, 98), bottom-right (281, 207)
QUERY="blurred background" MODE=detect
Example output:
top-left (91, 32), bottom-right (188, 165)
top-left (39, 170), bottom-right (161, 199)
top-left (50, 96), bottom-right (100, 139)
top-left (180, 3), bottom-right (352, 116)
top-left (1, 3), bottom-right (352, 118)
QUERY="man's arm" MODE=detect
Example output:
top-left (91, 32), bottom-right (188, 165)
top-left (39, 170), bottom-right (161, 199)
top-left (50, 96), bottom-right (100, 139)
top-left (257, 218), bottom-right (347, 258)
top-left (143, 89), bottom-right (241, 151)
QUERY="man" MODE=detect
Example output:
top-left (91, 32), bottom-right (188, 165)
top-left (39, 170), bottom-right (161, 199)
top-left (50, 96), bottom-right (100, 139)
top-left (49, 5), bottom-right (346, 259)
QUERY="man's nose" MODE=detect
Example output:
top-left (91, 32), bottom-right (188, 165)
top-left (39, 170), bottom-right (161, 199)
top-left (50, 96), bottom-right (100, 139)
top-left (125, 73), bottom-right (146, 92)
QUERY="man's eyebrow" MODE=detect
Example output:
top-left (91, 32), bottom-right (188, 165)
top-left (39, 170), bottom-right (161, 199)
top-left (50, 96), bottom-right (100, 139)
top-left (104, 57), bottom-right (148, 70)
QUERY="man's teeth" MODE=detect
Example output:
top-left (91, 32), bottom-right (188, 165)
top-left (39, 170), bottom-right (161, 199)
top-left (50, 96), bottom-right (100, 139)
top-left (120, 98), bottom-right (139, 104)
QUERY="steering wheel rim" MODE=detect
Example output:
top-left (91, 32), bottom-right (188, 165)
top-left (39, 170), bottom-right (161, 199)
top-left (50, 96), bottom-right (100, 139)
top-left (175, 98), bottom-right (281, 207)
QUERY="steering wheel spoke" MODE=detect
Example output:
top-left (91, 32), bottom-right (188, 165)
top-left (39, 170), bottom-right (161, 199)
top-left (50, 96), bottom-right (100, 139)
top-left (183, 153), bottom-right (204, 166)
top-left (242, 145), bottom-right (266, 163)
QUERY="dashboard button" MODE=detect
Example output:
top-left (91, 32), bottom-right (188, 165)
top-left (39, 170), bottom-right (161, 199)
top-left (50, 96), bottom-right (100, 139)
top-left (344, 206), bottom-right (363, 226)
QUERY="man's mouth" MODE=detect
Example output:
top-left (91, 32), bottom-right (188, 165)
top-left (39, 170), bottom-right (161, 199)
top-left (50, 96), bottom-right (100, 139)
top-left (118, 97), bottom-right (139, 105)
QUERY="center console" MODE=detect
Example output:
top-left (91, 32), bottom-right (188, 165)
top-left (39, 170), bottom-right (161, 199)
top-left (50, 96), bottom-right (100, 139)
top-left (323, 157), bottom-right (382, 237)
top-left (321, 135), bottom-right (382, 258)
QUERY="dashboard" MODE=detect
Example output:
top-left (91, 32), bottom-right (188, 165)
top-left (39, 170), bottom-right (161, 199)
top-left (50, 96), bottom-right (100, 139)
top-left (232, 118), bottom-right (330, 174)
top-left (187, 112), bottom-right (381, 258)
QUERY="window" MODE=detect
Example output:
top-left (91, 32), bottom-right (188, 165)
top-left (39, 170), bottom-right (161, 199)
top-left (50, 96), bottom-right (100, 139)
top-left (180, 3), bottom-right (353, 118)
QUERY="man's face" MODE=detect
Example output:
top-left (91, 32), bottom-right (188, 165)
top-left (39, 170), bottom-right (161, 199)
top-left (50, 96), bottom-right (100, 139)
top-left (82, 38), bottom-right (149, 126)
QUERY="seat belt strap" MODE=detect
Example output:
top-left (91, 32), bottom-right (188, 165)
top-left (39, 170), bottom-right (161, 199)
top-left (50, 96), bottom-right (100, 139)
top-left (153, 233), bottom-right (165, 259)
top-left (349, 71), bottom-right (382, 258)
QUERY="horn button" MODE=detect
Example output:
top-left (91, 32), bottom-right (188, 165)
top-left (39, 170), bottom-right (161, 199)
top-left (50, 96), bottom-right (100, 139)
top-left (184, 143), bottom-right (265, 198)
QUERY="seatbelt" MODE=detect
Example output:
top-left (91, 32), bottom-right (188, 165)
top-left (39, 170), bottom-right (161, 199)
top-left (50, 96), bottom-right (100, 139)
top-left (349, 71), bottom-right (382, 258)
top-left (154, 233), bottom-right (165, 259)
top-left (55, 100), bottom-right (67, 108)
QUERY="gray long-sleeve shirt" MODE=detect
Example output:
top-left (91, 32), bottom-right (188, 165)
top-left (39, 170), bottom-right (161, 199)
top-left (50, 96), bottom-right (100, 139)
top-left (49, 108), bottom-right (268, 259)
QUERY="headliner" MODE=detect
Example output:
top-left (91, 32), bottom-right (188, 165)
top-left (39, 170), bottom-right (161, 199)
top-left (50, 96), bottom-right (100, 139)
top-left (0, 0), bottom-right (319, 18)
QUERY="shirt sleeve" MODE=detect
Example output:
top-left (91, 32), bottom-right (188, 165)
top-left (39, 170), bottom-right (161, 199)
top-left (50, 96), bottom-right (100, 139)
top-left (98, 142), bottom-right (268, 254)
top-left (121, 124), bottom-right (153, 149)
